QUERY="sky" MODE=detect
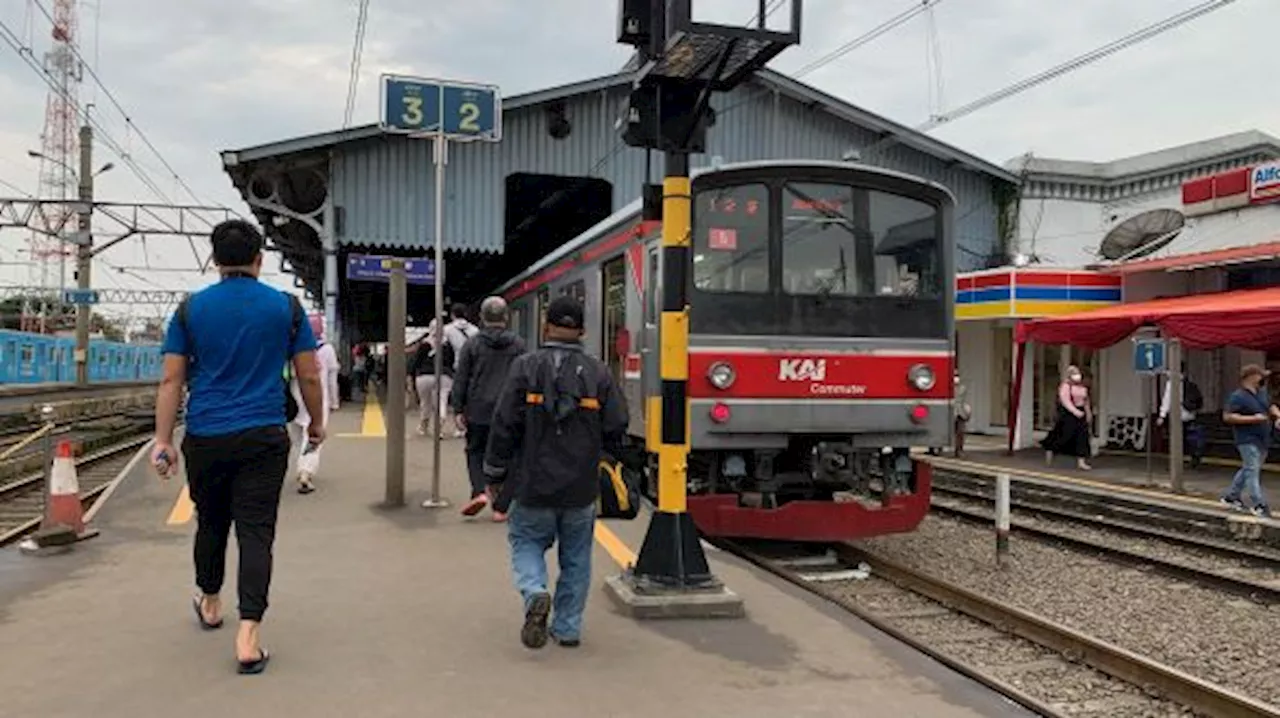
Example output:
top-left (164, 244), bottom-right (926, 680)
top-left (0, 0), bottom-right (1273, 324)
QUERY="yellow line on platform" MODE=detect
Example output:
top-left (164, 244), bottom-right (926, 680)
top-left (594, 521), bottom-right (637, 568)
top-left (927, 455), bottom-right (1220, 508)
top-left (360, 392), bottom-right (386, 436)
top-left (167, 484), bottom-right (193, 525)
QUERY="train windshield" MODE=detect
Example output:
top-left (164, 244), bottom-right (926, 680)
top-left (691, 179), bottom-right (946, 338)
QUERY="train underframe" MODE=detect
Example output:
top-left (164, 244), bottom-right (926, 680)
top-left (638, 435), bottom-right (933, 543)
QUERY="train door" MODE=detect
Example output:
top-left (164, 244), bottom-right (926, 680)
top-left (640, 246), bottom-right (661, 446)
top-left (601, 255), bottom-right (626, 387)
top-left (19, 342), bottom-right (35, 382)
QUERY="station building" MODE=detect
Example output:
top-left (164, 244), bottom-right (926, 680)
top-left (219, 68), bottom-right (1017, 355)
top-left (957, 131), bottom-right (1280, 454)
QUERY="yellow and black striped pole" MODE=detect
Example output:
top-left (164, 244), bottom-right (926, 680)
top-left (632, 151), bottom-right (716, 589)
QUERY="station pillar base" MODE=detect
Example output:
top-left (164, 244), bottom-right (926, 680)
top-left (602, 511), bottom-right (744, 619)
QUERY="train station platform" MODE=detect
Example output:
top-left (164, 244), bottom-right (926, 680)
top-left (0, 396), bottom-right (1032, 718)
top-left (926, 435), bottom-right (1274, 501)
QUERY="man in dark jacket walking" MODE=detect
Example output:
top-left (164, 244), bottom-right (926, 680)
top-left (450, 296), bottom-right (525, 520)
top-left (483, 295), bottom-right (628, 650)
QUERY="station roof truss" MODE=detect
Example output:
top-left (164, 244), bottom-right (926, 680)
top-left (220, 68), bottom-right (1019, 305)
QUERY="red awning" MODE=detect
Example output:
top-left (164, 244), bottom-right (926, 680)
top-left (1105, 240), bottom-right (1280, 275)
top-left (1015, 285), bottom-right (1280, 351)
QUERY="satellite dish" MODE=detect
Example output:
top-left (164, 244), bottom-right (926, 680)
top-left (1098, 208), bottom-right (1185, 261)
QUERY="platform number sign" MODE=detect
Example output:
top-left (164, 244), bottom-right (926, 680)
top-left (1133, 338), bottom-right (1166, 374)
top-left (380, 75), bottom-right (501, 141)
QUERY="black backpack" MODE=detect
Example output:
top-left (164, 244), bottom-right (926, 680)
top-left (176, 292), bottom-right (305, 422)
top-left (1182, 378), bottom-right (1204, 413)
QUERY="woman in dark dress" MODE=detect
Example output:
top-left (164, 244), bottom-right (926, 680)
top-left (1042, 364), bottom-right (1093, 471)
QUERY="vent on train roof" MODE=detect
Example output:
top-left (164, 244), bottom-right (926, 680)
top-left (1097, 208), bottom-right (1185, 261)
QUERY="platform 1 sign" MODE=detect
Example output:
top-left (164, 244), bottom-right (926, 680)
top-left (345, 255), bottom-right (435, 285)
top-left (380, 75), bottom-right (501, 141)
top-left (1133, 338), bottom-right (1166, 374)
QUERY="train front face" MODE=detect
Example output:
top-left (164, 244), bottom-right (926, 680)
top-left (683, 162), bottom-right (955, 542)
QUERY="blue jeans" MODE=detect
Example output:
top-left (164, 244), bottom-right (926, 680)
top-left (507, 502), bottom-right (597, 640)
top-left (1225, 442), bottom-right (1268, 507)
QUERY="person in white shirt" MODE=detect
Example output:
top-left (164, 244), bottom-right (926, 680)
top-left (1156, 363), bottom-right (1205, 469)
top-left (440, 304), bottom-right (477, 436)
top-left (290, 315), bottom-right (340, 493)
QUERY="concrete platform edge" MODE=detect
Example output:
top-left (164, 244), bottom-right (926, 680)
top-left (602, 573), bottom-right (746, 619)
top-left (83, 434), bottom-right (157, 523)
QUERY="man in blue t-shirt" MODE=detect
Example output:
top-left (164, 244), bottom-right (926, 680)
top-left (1221, 363), bottom-right (1277, 518)
top-left (152, 219), bottom-right (326, 675)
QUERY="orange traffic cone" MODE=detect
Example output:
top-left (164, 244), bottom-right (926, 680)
top-left (19, 439), bottom-right (99, 555)
top-left (47, 440), bottom-right (85, 535)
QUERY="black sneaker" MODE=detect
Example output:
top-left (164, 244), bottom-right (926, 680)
top-left (521, 593), bottom-right (551, 649)
top-left (1252, 505), bottom-right (1272, 519)
top-left (1221, 497), bottom-right (1246, 512)
top-left (550, 632), bottom-right (580, 648)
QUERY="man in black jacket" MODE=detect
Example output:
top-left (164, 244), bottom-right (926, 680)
top-left (483, 295), bottom-right (628, 650)
top-left (451, 296), bottom-right (526, 520)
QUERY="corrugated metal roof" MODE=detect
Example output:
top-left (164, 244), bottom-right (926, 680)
top-left (222, 69), bottom-right (1016, 183)
top-left (223, 68), bottom-right (1015, 278)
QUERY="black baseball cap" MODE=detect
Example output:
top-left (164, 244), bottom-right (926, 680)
top-left (546, 295), bottom-right (584, 330)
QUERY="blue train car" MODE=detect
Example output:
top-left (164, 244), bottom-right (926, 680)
top-left (0, 328), bottom-right (163, 385)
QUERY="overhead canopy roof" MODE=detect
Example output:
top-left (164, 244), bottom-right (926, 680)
top-left (1015, 286), bottom-right (1280, 351)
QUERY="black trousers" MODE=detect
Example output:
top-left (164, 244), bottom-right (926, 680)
top-left (464, 423), bottom-right (513, 512)
top-left (182, 425), bottom-right (290, 622)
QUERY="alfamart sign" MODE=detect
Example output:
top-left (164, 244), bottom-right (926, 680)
top-left (1182, 160), bottom-right (1280, 216)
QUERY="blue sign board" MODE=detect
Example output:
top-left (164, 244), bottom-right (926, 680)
top-left (346, 255), bottom-right (435, 285)
top-left (1133, 338), bottom-right (1166, 374)
top-left (63, 288), bottom-right (98, 305)
top-left (380, 75), bottom-right (501, 141)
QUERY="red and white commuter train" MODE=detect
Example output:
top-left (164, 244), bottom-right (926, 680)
top-left (495, 160), bottom-right (955, 542)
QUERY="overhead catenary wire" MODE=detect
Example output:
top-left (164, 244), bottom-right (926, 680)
top-left (855, 0), bottom-right (1240, 162)
top-left (0, 18), bottom-right (176, 205)
top-left (25, 0), bottom-right (228, 217)
top-left (342, 0), bottom-right (372, 129)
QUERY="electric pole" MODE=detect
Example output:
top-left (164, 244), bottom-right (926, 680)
top-left (73, 123), bottom-right (92, 386)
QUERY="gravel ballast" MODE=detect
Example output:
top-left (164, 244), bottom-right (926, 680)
top-left (852, 514), bottom-right (1280, 708)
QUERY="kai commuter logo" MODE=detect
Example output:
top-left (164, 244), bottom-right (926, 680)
top-left (779, 358), bottom-right (826, 382)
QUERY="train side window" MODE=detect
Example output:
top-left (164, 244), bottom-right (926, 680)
top-left (645, 248), bottom-right (659, 325)
top-left (601, 255), bottom-right (626, 382)
top-left (693, 183), bottom-right (770, 293)
top-left (561, 279), bottom-right (586, 305)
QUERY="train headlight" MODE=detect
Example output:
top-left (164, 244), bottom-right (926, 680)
top-left (908, 364), bottom-right (935, 392)
top-left (707, 361), bottom-right (736, 390)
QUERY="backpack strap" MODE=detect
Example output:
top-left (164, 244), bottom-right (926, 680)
top-left (282, 293), bottom-right (305, 378)
top-left (175, 297), bottom-right (196, 363)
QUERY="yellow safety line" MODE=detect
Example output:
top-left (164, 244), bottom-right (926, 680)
top-left (594, 521), bottom-right (637, 568)
top-left (360, 392), bottom-right (386, 436)
top-left (166, 484), bottom-right (194, 525)
top-left (926, 455), bottom-right (1221, 508)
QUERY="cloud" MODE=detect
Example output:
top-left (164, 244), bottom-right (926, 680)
top-left (0, 0), bottom-right (1272, 319)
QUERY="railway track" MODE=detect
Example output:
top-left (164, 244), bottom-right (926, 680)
top-left (932, 468), bottom-right (1280, 550)
top-left (724, 539), bottom-right (1280, 718)
top-left (929, 490), bottom-right (1280, 604)
top-left (0, 427), bottom-right (152, 547)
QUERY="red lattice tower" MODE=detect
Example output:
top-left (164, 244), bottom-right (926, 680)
top-left (25, 0), bottom-right (82, 331)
